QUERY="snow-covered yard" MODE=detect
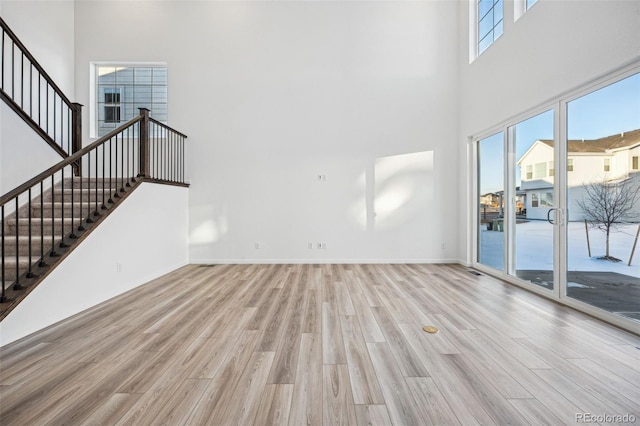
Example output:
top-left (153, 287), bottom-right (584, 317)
top-left (480, 221), bottom-right (640, 279)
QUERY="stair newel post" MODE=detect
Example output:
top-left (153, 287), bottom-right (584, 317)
top-left (72, 103), bottom-right (83, 176)
top-left (138, 108), bottom-right (150, 179)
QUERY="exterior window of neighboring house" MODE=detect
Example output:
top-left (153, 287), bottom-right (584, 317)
top-left (604, 158), bottom-right (611, 172)
top-left (526, 165), bottom-right (533, 180)
top-left (534, 162), bottom-right (547, 179)
top-left (526, 0), bottom-right (538, 10)
top-left (540, 192), bottom-right (553, 207)
top-left (95, 64), bottom-right (168, 137)
top-left (478, 0), bottom-right (503, 55)
top-left (568, 158), bottom-right (574, 172)
top-left (633, 156), bottom-right (639, 170)
top-left (531, 193), bottom-right (539, 208)
top-left (104, 88), bottom-right (121, 123)
top-left (548, 161), bottom-right (554, 177)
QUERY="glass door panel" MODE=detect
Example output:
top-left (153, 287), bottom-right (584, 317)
top-left (478, 132), bottom-right (505, 271)
top-left (565, 72), bottom-right (640, 322)
top-left (509, 110), bottom-right (555, 290)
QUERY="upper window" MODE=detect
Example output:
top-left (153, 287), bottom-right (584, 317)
top-left (604, 158), bottom-right (611, 172)
top-left (478, 0), bottom-right (504, 55)
top-left (568, 158), bottom-right (574, 172)
top-left (95, 64), bottom-right (167, 137)
top-left (633, 156), bottom-right (639, 170)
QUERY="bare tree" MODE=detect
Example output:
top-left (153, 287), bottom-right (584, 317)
top-left (577, 177), bottom-right (640, 261)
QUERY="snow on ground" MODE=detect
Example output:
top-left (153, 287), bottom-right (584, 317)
top-left (480, 221), bottom-right (640, 279)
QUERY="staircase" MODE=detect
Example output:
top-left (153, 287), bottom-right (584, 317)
top-left (1, 17), bottom-right (188, 320)
top-left (1, 177), bottom-right (142, 319)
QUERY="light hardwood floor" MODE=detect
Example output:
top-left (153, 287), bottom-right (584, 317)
top-left (0, 264), bottom-right (639, 425)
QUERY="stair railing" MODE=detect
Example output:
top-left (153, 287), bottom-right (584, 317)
top-left (0, 16), bottom-right (81, 158)
top-left (0, 108), bottom-right (187, 304)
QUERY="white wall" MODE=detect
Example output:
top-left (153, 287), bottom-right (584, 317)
top-left (457, 0), bottom-right (640, 264)
top-left (0, 183), bottom-right (189, 347)
top-left (0, 1), bottom-right (76, 195)
top-left (74, 1), bottom-right (461, 263)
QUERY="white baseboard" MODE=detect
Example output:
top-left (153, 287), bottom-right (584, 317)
top-left (190, 258), bottom-right (461, 265)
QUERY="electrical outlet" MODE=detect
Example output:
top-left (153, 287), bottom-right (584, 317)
top-left (441, 243), bottom-right (446, 250)
top-left (308, 242), bottom-right (314, 249)
top-left (255, 242), bottom-right (261, 249)
top-left (316, 173), bottom-right (327, 181)
top-left (116, 263), bottom-right (122, 273)
top-left (317, 242), bottom-right (327, 249)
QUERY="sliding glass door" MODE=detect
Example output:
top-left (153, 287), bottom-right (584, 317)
top-left (474, 67), bottom-right (640, 331)
top-left (508, 110), bottom-right (555, 291)
top-left (564, 72), bottom-right (640, 322)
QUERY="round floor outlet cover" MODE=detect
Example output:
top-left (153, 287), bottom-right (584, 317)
top-left (423, 325), bottom-right (438, 334)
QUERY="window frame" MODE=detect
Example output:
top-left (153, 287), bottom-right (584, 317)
top-left (90, 61), bottom-right (168, 138)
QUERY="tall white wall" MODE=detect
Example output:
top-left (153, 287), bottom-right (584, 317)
top-left (74, 1), bottom-right (461, 263)
top-left (457, 0), bottom-right (640, 264)
top-left (0, 183), bottom-right (189, 347)
top-left (0, 1), bottom-right (75, 195)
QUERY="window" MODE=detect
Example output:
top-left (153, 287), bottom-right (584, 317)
top-left (633, 156), bottom-right (639, 170)
top-left (103, 88), bottom-right (121, 124)
top-left (478, 0), bottom-right (503, 55)
top-left (604, 158), bottom-right (610, 172)
top-left (526, 165), bottom-right (532, 180)
top-left (540, 192), bottom-right (553, 207)
top-left (534, 162), bottom-right (547, 179)
top-left (531, 193), bottom-right (539, 207)
top-left (526, 0), bottom-right (538, 10)
top-left (568, 158), bottom-right (574, 172)
top-left (95, 64), bottom-right (167, 137)
top-left (548, 161), bottom-right (554, 177)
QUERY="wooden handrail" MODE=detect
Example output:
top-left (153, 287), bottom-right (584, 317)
top-left (0, 115), bottom-right (142, 206)
top-left (149, 118), bottom-right (189, 139)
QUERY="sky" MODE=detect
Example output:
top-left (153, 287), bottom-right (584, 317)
top-left (480, 72), bottom-right (640, 194)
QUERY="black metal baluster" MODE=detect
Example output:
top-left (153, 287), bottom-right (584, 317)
top-left (46, 82), bottom-right (49, 134)
top-left (20, 52), bottom-right (23, 108)
top-left (79, 156), bottom-right (85, 231)
top-left (102, 143), bottom-right (107, 209)
top-left (108, 138), bottom-right (114, 204)
top-left (26, 189), bottom-right (34, 278)
top-left (120, 132), bottom-right (125, 193)
top-left (29, 63), bottom-right (32, 117)
top-left (126, 127), bottom-right (132, 187)
top-left (70, 169), bottom-right (77, 239)
top-left (60, 170), bottom-right (68, 248)
top-left (11, 39), bottom-right (14, 97)
top-left (50, 175), bottom-right (58, 257)
top-left (38, 181), bottom-right (45, 267)
top-left (14, 198), bottom-right (20, 290)
top-left (1, 205), bottom-right (5, 302)
top-left (95, 148), bottom-right (100, 216)
top-left (114, 134), bottom-right (120, 198)
top-left (1, 29), bottom-right (5, 91)
top-left (38, 74), bottom-right (41, 126)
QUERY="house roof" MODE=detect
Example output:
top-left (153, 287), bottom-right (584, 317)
top-left (539, 128), bottom-right (640, 153)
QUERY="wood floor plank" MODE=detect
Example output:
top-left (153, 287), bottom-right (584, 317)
top-left (366, 342), bottom-right (422, 425)
top-left (508, 398), bottom-right (565, 426)
top-left (339, 315), bottom-right (384, 405)
top-left (405, 377), bottom-right (461, 425)
top-left (371, 306), bottom-right (429, 377)
top-left (288, 333), bottom-right (322, 426)
top-left (80, 393), bottom-right (142, 426)
top-left (255, 384), bottom-right (294, 426)
top-left (322, 302), bottom-right (347, 365)
top-left (354, 405), bottom-right (392, 426)
top-left (323, 364), bottom-right (357, 426)
top-left (1, 264), bottom-right (638, 426)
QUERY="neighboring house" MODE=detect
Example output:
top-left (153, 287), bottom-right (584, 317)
top-left (517, 129), bottom-right (640, 221)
